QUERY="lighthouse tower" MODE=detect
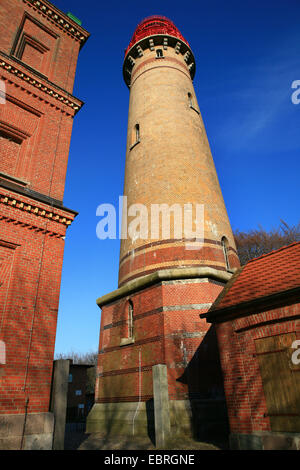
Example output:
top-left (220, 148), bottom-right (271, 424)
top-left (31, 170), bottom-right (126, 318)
top-left (87, 16), bottom-right (240, 438)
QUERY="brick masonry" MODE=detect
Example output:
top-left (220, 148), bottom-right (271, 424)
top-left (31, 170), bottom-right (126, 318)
top-left (213, 302), bottom-right (300, 448)
top-left (96, 279), bottom-right (226, 404)
top-left (119, 37), bottom-right (239, 286)
top-left (203, 243), bottom-right (300, 449)
top-left (88, 16), bottom-right (238, 437)
top-left (0, 0), bottom-right (89, 448)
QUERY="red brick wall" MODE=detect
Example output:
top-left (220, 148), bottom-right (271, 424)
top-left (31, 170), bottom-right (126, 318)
top-left (215, 302), bottom-right (300, 435)
top-left (119, 242), bottom-right (240, 287)
top-left (0, 64), bottom-right (75, 201)
top-left (0, 205), bottom-right (67, 414)
top-left (0, 131), bottom-right (21, 175)
top-left (0, 0), bottom-right (81, 94)
top-left (0, 0), bottom-right (87, 415)
top-left (95, 279), bottom-right (226, 404)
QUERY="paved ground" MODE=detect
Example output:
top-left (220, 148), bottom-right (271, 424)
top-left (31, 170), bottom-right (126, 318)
top-left (64, 429), bottom-right (228, 450)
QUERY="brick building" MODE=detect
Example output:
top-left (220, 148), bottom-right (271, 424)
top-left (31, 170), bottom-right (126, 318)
top-left (66, 361), bottom-right (94, 422)
top-left (203, 242), bottom-right (300, 450)
top-left (87, 16), bottom-right (240, 438)
top-left (0, 0), bottom-right (89, 449)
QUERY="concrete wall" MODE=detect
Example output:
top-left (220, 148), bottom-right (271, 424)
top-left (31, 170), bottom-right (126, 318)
top-left (0, 412), bottom-right (54, 450)
top-left (86, 398), bottom-right (227, 442)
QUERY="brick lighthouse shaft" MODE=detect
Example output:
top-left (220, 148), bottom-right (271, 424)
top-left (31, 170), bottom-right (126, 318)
top-left (119, 16), bottom-right (240, 286)
top-left (87, 16), bottom-right (239, 438)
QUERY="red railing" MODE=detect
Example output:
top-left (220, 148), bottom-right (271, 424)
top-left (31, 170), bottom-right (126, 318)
top-left (125, 16), bottom-right (189, 57)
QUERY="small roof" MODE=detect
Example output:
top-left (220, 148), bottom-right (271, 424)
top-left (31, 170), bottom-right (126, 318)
top-left (203, 241), bottom-right (300, 319)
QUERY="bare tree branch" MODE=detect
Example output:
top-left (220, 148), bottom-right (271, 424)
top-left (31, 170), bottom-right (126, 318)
top-left (234, 220), bottom-right (300, 265)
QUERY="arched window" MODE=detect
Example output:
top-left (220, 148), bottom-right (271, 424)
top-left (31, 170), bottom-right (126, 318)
top-left (221, 236), bottom-right (230, 271)
top-left (156, 49), bottom-right (163, 58)
top-left (120, 300), bottom-right (134, 346)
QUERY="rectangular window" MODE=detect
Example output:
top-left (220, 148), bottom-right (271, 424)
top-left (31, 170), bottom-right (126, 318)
top-left (12, 14), bottom-right (58, 77)
top-left (130, 124), bottom-right (140, 150)
top-left (188, 92), bottom-right (200, 115)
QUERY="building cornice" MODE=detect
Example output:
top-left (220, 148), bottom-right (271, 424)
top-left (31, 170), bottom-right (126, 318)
top-left (0, 53), bottom-right (83, 115)
top-left (22, 0), bottom-right (90, 48)
top-left (0, 190), bottom-right (76, 228)
top-left (97, 267), bottom-right (232, 307)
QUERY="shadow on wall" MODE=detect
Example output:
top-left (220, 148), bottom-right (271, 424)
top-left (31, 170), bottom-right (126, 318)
top-left (177, 325), bottom-right (230, 445)
top-left (0, 233), bottom-right (63, 449)
top-left (146, 399), bottom-right (155, 445)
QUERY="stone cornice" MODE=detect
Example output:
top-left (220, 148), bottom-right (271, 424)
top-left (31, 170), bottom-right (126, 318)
top-left (23, 0), bottom-right (90, 48)
top-left (97, 267), bottom-right (232, 307)
top-left (0, 191), bottom-right (75, 228)
top-left (0, 53), bottom-right (83, 115)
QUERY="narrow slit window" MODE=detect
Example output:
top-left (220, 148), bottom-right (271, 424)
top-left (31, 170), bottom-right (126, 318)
top-left (221, 236), bottom-right (230, 271)
top-left (188, 92), bottom-right (200, 114)
top-left (135, 124), bottom-right (140, 143)
top-left (128, 301), bottom-right (133, 339)
top-left (130, 124), bottom-right (140, 149)
top-left (120, 300), bottom-right (134, 346)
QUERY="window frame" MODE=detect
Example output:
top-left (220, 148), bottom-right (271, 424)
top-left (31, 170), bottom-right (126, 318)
top-left (129, 123), bottom-right (140, 151)
top-left (221, 236), bottom-right (230, 271)
top-left (156, 48), bottom-right (164, 59)
top-left (120, 300), bottom-right (135, 346)
top-left (187, 92), bottom-right (200, 115)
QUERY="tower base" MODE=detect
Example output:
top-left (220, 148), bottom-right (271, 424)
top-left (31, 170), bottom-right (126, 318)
top-left (88, 268), bottom-right (233, 442)
top-left (86, 399), bottom-right (228, 440)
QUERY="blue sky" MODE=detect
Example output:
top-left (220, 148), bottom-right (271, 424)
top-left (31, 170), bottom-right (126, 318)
top-left (53, 0), bottom-right (300, 355)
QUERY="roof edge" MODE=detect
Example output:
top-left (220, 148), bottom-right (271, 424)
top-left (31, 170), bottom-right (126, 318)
top-left (202, 285), bottom-right (300, 323)
top-left (244, 241), bottom-right (300, 265)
